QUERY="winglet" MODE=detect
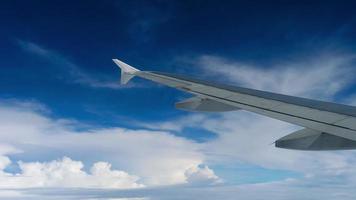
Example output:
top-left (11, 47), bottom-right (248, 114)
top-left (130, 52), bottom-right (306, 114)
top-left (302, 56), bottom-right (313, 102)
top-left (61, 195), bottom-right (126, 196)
top-left (112, 59), bottom-right (140, 84)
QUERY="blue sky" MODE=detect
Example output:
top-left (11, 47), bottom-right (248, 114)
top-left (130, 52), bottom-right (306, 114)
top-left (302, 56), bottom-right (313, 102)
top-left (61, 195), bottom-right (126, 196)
top-left (2, 0), bottom-right (356, 126)
top-left (1, 0), bottom-right (356, 199)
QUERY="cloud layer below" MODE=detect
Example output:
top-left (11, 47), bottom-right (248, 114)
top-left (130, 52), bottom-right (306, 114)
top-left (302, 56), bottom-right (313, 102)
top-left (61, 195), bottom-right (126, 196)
top-left (0, 100), bottom-right (220, 190)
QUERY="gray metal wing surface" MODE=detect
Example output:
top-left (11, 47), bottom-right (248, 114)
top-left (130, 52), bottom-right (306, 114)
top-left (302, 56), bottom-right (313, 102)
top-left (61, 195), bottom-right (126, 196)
top-left (113, 59), bottom-right (356, 151)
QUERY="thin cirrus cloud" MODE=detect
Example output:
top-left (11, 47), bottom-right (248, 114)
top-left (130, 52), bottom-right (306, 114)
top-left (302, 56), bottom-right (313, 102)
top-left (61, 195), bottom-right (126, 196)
top-left (191, 53), bottom-right (356, 99)
top-left (16, 40), bottom-right (136, 90)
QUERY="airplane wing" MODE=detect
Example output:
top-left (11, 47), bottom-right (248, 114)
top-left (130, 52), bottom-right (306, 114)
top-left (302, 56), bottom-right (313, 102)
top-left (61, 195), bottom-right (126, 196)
top-left (113, 59), bottom-right (356, 151)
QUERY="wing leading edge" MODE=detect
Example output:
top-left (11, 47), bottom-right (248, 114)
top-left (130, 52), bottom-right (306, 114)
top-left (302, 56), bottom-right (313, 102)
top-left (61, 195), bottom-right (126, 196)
top-left (113, 59), bottom-right (356, 150)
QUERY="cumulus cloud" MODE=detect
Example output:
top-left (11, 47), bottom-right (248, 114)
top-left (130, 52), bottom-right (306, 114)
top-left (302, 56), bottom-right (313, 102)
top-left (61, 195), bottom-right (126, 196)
top-left (0, 156), bottom-right (143, 189)
top-left (185, 165), bottom-right (222, 185)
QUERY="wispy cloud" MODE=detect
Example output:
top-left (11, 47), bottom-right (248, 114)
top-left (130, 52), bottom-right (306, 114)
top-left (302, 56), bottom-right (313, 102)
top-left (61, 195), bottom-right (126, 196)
top-left (16, 40), bottom-right (137, 89)
top-left (184, 53), bottom-right (356, 100)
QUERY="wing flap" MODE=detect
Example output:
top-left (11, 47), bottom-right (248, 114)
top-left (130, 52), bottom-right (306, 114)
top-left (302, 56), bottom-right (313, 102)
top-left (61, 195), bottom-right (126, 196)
top-left (175, 96), bottom-right (239, 112)
top-left (334, 117), bottom-right (356, 130)
top-left (275, 128), bottom-right (356, 150)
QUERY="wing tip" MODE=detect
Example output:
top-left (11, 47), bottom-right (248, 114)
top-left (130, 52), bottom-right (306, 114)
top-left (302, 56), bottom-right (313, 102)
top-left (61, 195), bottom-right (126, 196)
top-left (112, 59), bottom-right (140, 74)
top-left (112, 59), bottom-right (139, 84)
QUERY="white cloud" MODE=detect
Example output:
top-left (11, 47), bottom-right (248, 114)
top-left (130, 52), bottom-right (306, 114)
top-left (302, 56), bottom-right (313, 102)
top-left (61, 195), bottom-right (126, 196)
top-left (0, 156), bottom-right (11, 172)
top-left (185, 165), bottom-right (222, 185)
top-left (0, 100), bottom-right (218, 188)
